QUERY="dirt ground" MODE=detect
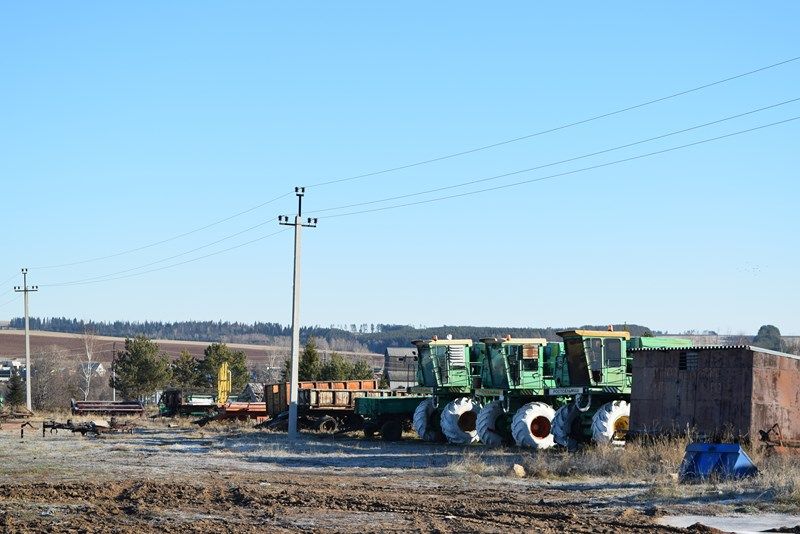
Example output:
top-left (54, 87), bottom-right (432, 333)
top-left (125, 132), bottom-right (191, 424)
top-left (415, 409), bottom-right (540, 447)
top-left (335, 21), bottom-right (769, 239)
top-left (0, 418), bottom-right (790, 533)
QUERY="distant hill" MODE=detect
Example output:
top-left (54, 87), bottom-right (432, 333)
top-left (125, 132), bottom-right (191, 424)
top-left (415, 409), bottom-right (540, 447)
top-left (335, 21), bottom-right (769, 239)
top-left (9, 317), bottom-right (658, 354)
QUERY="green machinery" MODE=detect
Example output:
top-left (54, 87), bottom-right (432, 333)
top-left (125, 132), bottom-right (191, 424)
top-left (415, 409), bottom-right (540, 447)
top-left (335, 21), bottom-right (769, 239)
top-left (473, 337), bottom-right (569, 448)
top-left (355, 395), bottom-right (426, 441)
top-left (411, 337), bottom-right (483, 444)
top-left (548, 330), bottom-right (692, 449)
top-left (354, 336), bottom-right (478, 442)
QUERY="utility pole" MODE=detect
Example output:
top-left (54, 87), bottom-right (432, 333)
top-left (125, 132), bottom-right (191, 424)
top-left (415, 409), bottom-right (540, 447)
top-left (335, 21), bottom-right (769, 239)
top-left (278, 187), bottom-right (317, 441)
top-left (112, 341), bottom-right (117, 402)
top-left (14, 268), bottom-right (38, 411)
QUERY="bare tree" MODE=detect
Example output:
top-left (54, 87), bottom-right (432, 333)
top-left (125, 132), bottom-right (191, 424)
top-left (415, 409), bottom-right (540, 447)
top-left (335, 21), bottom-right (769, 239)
top-left (79, 329), bottom-right (98, 401)
top-left (31, 345), bottom-right (77, 411)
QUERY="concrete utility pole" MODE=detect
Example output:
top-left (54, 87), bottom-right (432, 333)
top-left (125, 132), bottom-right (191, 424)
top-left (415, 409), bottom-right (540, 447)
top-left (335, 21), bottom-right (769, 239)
top-left (14, 268), bottom-right (38, 411)
top-left (278, 187), bottom-right (317, 441)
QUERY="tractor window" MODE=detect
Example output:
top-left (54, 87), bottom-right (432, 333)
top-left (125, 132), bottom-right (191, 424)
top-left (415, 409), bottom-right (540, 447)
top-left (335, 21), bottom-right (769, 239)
top-left (521, 344), bottom-right (539, 372)
top-left (605, 338), bottom-right (622, 367)
top-left (587, 339), bottom-right (603, 370)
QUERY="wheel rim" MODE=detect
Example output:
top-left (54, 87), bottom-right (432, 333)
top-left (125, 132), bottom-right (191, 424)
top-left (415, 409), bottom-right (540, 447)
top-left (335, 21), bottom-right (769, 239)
top-left (458, 410), bottom-right (477, 432)
top-left (612, 416), bottom-right (629, 441)
top-left (530, 415), bottom-right (551, 439)
top-left (321, 419), bottom-right (337, 433)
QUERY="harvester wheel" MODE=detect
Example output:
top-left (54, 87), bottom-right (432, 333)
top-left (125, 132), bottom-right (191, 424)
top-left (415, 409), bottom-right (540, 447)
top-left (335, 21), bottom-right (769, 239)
top-left (511, 402), bottom-right (556, 449)
top-left (476, 400), bottom-right (506, 447)
top-left (551, 405), bottom-right (580, 450)
top-left (317, 415), bottom-right (338, 434)
top-left (440, 397), bottom-right (480, 444)
top-left (380, 419), bottom-right (403, 442)
top-left (591, 400), bottom-right (630, 445)
top-left (412, 398), bottom-right (442, 442)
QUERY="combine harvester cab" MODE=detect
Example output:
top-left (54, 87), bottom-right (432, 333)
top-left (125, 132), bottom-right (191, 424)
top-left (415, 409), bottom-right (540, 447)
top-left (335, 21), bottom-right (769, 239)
top-left (549, 330), bottom-right (691, 449)
top-left (474, 338), bottom-right (568, 448)
top-left (411, 337), bottom-right (480, 444)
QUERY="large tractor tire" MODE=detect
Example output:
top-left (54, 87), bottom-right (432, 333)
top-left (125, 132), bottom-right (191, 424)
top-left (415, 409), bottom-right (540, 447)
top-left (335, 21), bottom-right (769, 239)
top-left (551, 405), bottom-right (580, 450)
top-left (413, 397), bottom-right (442, 442)
top-left (590, 400), bottom-right (630, 445)
top-left (440, 397), bottom-right (480, 444)
top-left (476, 400), bottom-right (506, 447)
top-left (511, 402), bottom-right (556, 449)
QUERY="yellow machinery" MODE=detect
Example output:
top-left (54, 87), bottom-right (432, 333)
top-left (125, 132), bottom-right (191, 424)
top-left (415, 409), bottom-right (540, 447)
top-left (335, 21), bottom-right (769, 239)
top-left (217, 362), bottom-right (232, 405)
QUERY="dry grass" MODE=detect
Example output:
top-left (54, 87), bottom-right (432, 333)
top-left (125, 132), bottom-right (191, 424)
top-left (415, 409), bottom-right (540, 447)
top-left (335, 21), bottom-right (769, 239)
top-left (441, 436), bottom-right (800, 510)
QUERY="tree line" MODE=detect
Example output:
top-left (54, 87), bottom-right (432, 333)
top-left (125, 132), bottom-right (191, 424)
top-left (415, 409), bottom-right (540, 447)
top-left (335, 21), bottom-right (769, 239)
top-left (11, 317), bottom-right (660, 354)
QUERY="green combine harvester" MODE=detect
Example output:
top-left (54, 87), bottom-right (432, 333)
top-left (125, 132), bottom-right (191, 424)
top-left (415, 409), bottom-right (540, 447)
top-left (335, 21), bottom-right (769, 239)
top-left (548, 329), bottom-right (692, 449)
top-left (473, 337), bottom-right (569, 448)
top-left (411, 337), bottom-right (482, 444)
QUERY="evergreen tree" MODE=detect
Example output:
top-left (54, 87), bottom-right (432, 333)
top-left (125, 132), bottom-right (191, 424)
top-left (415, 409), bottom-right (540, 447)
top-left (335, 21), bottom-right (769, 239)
top-left (319, 352), bottom-right (352, 381)
top-left (110, 336), bottom-right (172, 400)
top-left (753, 325), bottom-right (783, 352)
top-left (197, 343), bottom-right (249, 393)
top-left (170, 350), bottom-right (201, 389)
top-left (351, 359), bottom-right (376, 380)
top-left (5, 368), bottom-right (26, 406)
top-left (284, 338), bottom-right (322, 381)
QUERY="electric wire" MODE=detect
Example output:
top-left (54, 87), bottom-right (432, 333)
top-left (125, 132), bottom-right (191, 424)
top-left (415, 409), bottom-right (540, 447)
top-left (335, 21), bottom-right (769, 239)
top-left (43, 228), bottom-right (290, 287)
top-left (305, 55), bottom-right (800, 189)
top-left (0, 295), bottom-right (21, 309)
top-left (32, 191), bottom-right (293, 270)
top-left (309, 97), bottom-right (800, 215)
top-left (322, 115), bottom-right (800, 219)
top-left (0, 273), bottom-right (19, 287)
top-left (40, 214), bottom-right (282, 286)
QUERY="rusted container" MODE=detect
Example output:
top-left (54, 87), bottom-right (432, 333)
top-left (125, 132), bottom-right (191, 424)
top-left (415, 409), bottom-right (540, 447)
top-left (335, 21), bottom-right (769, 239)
top-left (630, 345), bottom-right (800, 442)
top-left (263, 380), bottom-right (380, 415)
top-left (300, 388), bottom-right (409, 410)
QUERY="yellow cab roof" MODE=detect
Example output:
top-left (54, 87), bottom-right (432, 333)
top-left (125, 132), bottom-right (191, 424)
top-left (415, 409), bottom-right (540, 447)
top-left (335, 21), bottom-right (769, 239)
top-left (412, 338), bottom-right (473, 347)
top-left (557, 330), bottom-right (631, 340)
top-left (479, 337), bottom-right (548, 345)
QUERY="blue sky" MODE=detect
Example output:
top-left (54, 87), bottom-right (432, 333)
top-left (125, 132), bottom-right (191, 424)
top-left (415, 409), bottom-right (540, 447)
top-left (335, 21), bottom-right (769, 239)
top-left (1, 3), bottom-right (798, 334)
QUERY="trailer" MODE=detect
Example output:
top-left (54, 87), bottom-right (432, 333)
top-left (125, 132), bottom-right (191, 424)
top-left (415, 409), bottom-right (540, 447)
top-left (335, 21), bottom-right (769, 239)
top-left (355, 395), bottom-right (426, 441)
top-left (71, 399), bottom-right (144, 417)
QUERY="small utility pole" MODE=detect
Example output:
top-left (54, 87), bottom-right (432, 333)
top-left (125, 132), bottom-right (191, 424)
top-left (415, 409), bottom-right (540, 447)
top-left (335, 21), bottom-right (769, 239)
top-left (14, 268), bottom-right (38, 411)
top-left (112, 341), bottom-right (117, 402)
top-left (278, 187), bottom-right (317, 441)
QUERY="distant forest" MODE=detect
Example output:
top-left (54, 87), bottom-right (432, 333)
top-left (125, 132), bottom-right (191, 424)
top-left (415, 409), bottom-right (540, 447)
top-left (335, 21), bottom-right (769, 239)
top-left (10, 317), bottom-right (658, 354)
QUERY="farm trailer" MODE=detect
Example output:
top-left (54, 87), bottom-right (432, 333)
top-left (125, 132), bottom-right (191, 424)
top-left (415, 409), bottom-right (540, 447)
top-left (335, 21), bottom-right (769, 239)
top-left (71, 399), bottom-right (145, 417)
top-left (260, 379), bottom-right (410, 433)
top-left (546, 330), bottom-right (691, 449)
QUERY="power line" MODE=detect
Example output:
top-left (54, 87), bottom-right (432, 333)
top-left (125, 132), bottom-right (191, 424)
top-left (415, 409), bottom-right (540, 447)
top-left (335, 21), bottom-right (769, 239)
top-left (33, 191), bottom-right (293, 270)
top-left (0, 273), bottom-right (19, 287)
top-left (305, 55), bottom-right (800, 189)
top-left (40, 214), bottom-right (283, 287)
top-left (0, 295), bottom-right (21, 309)
top-left (322, 115), bottom-right (800, 219)
top-left (309, 97), bottom-right (800, 215)
top-left (43, 228), bottom-right (290, 287)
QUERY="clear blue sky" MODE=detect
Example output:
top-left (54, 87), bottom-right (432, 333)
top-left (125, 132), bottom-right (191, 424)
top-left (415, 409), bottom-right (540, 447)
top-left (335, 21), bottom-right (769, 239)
top-left (1, 3), bottom-right (798, 335)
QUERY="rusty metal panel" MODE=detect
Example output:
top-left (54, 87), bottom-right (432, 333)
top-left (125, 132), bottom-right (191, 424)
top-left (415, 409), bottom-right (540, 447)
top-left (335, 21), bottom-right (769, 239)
top-left (631, 346), bottom-right (800, 441)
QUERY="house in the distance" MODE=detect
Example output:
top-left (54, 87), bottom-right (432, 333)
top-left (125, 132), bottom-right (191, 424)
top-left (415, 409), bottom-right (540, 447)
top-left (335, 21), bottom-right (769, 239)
top-left (0, 359), bottom-right (25, 381)
top-left (383, 347), bottom-right (418, 390)
top-left (77, 362), bottom-right (106, 377)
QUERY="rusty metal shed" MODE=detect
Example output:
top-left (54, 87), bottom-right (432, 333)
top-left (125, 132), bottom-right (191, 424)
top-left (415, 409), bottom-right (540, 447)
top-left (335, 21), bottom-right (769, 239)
top-left (629, 345), bottom-right (800, 442)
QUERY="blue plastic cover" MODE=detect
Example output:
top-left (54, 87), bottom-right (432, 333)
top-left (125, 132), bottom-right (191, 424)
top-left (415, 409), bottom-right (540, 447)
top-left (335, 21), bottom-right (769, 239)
top-left (679, 443), bottom-right (758, 482)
